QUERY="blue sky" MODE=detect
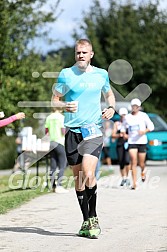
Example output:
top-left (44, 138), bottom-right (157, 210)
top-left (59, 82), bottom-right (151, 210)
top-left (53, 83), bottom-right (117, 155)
top-left (31, 0), bottom-right (167, 54)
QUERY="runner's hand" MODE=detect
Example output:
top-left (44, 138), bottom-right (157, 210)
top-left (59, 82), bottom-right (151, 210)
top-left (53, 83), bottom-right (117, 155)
top-left (102, 107), bottom-right (115, 119)
top-left (66, 102), bottom-right (78, 113)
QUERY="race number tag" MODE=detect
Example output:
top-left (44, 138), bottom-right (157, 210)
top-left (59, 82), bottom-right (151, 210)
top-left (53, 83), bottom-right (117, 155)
top-left (80, 123), bottom-right (102, 140)
top-left (129, 125), bottom-right (140, 132)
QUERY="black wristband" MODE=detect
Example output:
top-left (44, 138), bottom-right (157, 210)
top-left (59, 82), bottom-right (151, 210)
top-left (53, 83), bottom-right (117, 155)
top-left (107, 106), bottom-right (115, 111)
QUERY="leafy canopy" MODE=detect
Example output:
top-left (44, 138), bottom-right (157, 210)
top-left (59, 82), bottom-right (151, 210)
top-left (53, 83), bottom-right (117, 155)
top-left (0, 0), bottom-right (63, 133)
top-left (72, 0), bottom-right (167, 119)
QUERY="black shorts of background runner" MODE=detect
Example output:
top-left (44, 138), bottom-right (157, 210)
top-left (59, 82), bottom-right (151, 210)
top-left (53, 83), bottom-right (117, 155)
top-left (102, 146), bottom-right (110, 159)
top-left (65, 129), bottom-right (103, 166)
top-left (128, 144), bottom-right (147, 153)
top-left (116, 144), bottom-right (130, 170)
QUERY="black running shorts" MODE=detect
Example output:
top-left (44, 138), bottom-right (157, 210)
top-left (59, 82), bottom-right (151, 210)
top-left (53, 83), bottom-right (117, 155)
top-left (128, 144), bottom-right (147, 153)
top-left (65, 129), bottom-right (103, 166)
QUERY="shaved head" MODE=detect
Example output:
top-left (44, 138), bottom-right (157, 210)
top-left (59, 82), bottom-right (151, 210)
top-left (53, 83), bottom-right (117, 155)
top-left (75, 39), bottom-right (93, 51)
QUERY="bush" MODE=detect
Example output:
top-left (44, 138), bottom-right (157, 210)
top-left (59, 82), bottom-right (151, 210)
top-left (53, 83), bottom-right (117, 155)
top-left (0, 135), bottom-right (16, 170)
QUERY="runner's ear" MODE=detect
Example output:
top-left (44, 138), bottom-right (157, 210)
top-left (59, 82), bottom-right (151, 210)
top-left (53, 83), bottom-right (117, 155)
top-left (90, 51), bottom-right (94, 58)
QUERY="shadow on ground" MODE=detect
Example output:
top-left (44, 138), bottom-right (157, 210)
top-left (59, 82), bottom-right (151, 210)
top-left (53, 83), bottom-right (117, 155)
top-left (0, 226), bottom-right (76, 237)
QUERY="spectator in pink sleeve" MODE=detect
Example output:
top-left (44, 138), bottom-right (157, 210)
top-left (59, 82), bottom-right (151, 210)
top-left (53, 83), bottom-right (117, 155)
top-left (0, 112), bottom-right (25, 128)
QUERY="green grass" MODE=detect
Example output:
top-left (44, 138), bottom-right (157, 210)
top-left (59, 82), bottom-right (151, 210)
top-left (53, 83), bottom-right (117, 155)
top-left (0, 167), bottom-right (113, 214)
top-left (0, 172), bottom-right (48, 214)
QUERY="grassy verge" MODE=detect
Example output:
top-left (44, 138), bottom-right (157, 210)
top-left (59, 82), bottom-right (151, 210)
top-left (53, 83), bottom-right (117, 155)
top-left (0, 172), bottom-right (48, 214)
top-left (0, 167), bottom-right (113, 214)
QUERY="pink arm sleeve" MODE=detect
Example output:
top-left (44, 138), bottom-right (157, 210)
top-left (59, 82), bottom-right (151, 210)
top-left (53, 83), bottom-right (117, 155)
top-left (0, 115), bottom-right (17, 128)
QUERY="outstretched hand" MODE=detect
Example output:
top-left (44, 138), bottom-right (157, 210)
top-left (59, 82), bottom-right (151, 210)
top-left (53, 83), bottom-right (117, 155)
top-left (15, 112), bottom-right (25, 120)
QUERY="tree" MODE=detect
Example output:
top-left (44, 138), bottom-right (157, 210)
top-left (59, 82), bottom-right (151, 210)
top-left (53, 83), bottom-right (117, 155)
top-left (72, 0), bottom-right (167, 119)
top-left (0, 0), bottom-right (63, 134)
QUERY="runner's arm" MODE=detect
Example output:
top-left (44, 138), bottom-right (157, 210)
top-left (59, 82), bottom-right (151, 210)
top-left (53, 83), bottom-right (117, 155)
top-left (51, 91), bottom-right (66, 109)
top-left (102, 89), bottom-right (115, 119)
top-left (51, 91), bottom-right (78, 112)
top-left (0, 113), bottom-right (25, 128)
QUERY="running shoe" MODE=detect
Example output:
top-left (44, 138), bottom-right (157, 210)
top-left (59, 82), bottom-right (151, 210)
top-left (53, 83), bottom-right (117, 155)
top-left (130, 184), bottom-right (138, 190)
top-left (126, 179), bottom-right (131, 187)
top-left (88, 216), bottom-right (101, 239)
top-left (141, 172), bottom-right (146, 182)
top-left (120, 179), bottom-right (126, 186)
top-left (131, 186), bottom-right (136, 190)
top-left (78, 220), bottom-right (89, 237)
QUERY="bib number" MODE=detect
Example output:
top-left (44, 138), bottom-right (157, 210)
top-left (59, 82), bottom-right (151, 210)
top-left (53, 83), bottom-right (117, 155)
top-left (80, 123), bottom-right (102, 140)
top-left (129, 125), bottom-right (140, 132)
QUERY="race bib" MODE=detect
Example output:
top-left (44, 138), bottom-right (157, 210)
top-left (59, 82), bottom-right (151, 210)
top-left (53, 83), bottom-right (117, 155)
top-left (80, 123), bottom-right (102, 140)
top-left (129, 125), bottom-right (140, 132)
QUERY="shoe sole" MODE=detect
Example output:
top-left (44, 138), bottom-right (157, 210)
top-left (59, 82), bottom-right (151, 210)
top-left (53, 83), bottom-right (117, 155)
top-left (89, 236), bottom-right (98, 239)
top-left (88, 229), bottom-right (101, 239)
top-left (78, 231), bottom-right (89, 237)
top-left (77, 233), bottom-right (89, 238)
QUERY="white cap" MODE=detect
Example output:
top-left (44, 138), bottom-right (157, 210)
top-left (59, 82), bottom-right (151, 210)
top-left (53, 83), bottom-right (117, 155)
top-left (119, 107), bottom-right (128, 116)
top-left (131, 98), bottom-right (141, 107)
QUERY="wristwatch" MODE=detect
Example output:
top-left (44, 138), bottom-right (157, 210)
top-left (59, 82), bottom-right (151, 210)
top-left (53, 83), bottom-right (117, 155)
top-left (107, 106), bottom-right (115, 111)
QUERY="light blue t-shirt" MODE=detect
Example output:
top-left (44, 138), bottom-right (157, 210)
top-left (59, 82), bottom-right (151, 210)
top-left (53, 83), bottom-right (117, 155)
top-left (55, 65), bottom-right (110, 132)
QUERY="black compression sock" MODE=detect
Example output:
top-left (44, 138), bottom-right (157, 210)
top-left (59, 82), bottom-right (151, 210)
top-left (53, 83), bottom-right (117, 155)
top-left (85, 184), bottom-right (97, 218)
top-left (76, 190), bottom-right (89, 221)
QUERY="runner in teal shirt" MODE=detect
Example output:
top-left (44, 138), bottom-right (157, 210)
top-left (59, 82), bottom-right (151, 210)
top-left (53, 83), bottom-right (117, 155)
top-left (52, 39), bottom-right (115, 239)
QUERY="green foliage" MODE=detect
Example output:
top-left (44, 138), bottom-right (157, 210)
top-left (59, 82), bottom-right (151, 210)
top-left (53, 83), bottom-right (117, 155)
top-left (0, 0), bottom-right (63, 133)
top-left (0, 0), bottom-right (60, 75)
top-left (0, 135), bottom-right (16, 169)
top-left (71, 0), bottom-right (167, 119)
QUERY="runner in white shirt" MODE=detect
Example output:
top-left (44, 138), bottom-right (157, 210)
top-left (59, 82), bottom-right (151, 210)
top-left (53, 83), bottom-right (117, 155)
top-left (123, 98), bottom-right (154, 189)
